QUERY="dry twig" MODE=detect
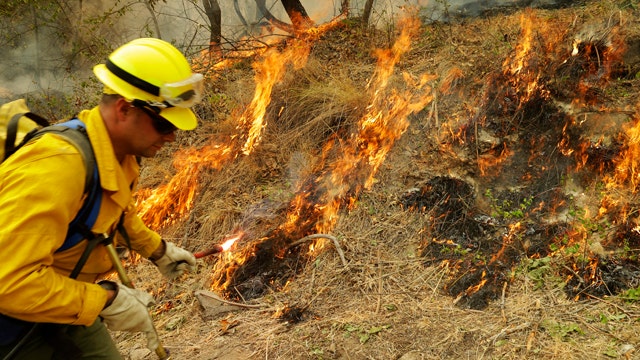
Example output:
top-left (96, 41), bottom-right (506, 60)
top-left (486, 322), bottom-right (532, 344)
top-left (196, 290), bottom-right (267, 309)
top-left (288, 234), bottom-right (348, 267)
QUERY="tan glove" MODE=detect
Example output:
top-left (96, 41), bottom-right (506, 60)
top-left (153, 241), bottom-right (196, 279)
top-left (99, 282), bottom-right (160, 351)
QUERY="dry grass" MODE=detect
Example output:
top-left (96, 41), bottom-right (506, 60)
top-left (117, 1), bottom-right (640, 359)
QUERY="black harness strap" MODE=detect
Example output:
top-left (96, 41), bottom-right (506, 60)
top-left (4, 112), bottom-right (49, 161)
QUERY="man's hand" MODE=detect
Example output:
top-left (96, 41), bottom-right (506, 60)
top-left (152, 241), bottom-right (196, 279)
top-left (99, 281), bottom-right (160, 351)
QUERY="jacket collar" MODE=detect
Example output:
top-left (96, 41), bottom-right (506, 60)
top-left (76, 107), bottom-right (140, 208)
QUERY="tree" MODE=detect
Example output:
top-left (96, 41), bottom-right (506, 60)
top-left (202, 0), bottom-right (222, 55)
top-left (280, 0), bottom-right (313, 31)
top-left (254, 0), bottom-right (313, 34)
top-left (144, 0), bottom-right (163, 38)
top-left (362, 0), bottom-right (375, 27)
top-left (255, 0), bottom-right (293, 34)
top-left (341, 0), bottom-right (349, 16)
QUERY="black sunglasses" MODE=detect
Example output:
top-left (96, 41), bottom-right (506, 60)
top-left (131, 99), bottom-right (177, 135)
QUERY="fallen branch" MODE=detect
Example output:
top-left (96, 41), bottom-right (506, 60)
top-left (486, 322), bottom-right (532, 344)
top-left (195, 289), bottom-right (266, 309)
top-left (288, 234), bottom-right (348, 267)
top-left (500, 281), bottom-right (508, 323)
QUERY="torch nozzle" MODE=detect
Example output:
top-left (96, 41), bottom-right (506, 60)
top-left (193, 245), bottom-right (224, 259)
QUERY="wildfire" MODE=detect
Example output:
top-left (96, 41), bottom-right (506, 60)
top-left (136, 19), bottom-right (344, 229)
top-left (477, 143), bottom-right (513, 177)
top-left (240, 42), bottom-right (312, 155)
top-left (137, 143), bottom-right (235, 229)
top-left (501, 11), bottom-right (550, 105)
top-left (607, 117), bottom-right (640, 190)
top-left (210, 16), bottom-right (434, 294)
top-left (410, 8), bottom-right (636, 309)
top-left (219, 233), bottom-right (242, 251)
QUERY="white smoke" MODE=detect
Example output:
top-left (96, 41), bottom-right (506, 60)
top-left (0, 0), bottom-right (565, 99)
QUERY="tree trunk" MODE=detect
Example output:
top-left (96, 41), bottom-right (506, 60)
top-left (202, 0), bottom-right (222, 56)
top-left (31, 4), bottom-right (41, 88)
top-left (255, 0), bottom-right (293, 34)
top-left (341, 0), bottom-right (349, 16)
top-left (280, 0), bottom-right (313, 32)
top-left (362, 0), bottom-right (375, 27)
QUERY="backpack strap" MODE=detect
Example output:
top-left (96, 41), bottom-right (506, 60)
top-left (22, 119), bottom-right (103, 254)
top-left (4, 112), bottom-right (50, 161)
top-left (46, 120), bottom-right (103, 254)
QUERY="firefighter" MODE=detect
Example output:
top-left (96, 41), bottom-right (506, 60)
top-left (0, 38), bottom-right (202, 359)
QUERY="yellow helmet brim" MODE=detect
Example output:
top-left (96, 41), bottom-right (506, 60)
top-left (158, 106), bottom-right (198, 131)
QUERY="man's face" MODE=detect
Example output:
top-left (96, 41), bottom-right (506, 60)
top-left (127, 106), bottom-right (177, 158)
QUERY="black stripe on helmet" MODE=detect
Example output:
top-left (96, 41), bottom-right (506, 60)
top-left (105, 59), bottom-right (160, 96)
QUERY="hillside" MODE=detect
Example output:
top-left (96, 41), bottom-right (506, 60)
top-left (116, 1), bottom-right (640, 359)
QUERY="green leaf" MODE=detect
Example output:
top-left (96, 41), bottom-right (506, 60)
top-left (344, 324), bottom-right (359, 332)
top-left (603, 348), bottom-right (617, 357)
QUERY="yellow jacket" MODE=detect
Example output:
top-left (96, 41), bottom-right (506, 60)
top-left (0, 106), bottom-right (161, 326)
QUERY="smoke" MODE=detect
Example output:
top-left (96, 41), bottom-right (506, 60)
top-left (0, 0), bottom-right (568, 101)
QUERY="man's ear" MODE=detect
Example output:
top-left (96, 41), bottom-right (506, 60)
top-left (114, 97), bottom-right (132, 120)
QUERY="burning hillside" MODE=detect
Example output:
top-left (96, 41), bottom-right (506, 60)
top-left (134, 3), bottom-right (640, 315)
top-left (111, 3), bottom-right (640, 359)
top-left (403, 10), bottom-right (640, 309)
top-left (137, 16), bottom-right (434, 302)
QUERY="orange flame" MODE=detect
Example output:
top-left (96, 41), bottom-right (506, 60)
top-left (477, 143), bottom-right (513, 176)
top-left (210, 17), bottom-right (434, 292)
top-left (137, 20), bottom-right (344, 229)
top-left (240, 43), bottom-right (311, 155)
top-left (501, 11), bottom-right (547, 104)
top-left (137, 143), bottom-right (235, 229)
top-left (220, 233), bottom-right (243, 251)
top-left (464, 270), bottom-right (487, 297)
top-left (304, 17), bottom-right (433, 234)
top-left (607, 116), bottom-right (640, 191)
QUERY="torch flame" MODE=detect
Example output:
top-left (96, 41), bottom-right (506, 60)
top-left (220, 233), bottom-right (243, 251)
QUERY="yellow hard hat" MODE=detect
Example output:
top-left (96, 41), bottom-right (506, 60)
top-left (93, 38), bottom-right (202, 130)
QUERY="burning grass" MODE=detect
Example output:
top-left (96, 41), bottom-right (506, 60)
top-left (392, 7), bottom-right (640, 311)
top-left (118, 1), bottom-right (640, 359)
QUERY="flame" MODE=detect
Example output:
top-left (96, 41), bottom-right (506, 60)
top-left (136, 19), bottom-right (344, 229)
top-left (501, 11), bottom-right (549, 105)
top-left (210, 17), bottom-right (434, 292)
top-left (464, 270), bottom-right (487, 296)
top-left (477, 143), bottom-right (513, 176)
top-left (137, 143), bottom-right (235, 229)
top-left (607, 116), bottom-right (640, 191)
top-left (276, 17), bottom-right (432, 238)
top-left (505, 13), bottom-right (534, 76)
top-left (490, 222), bottom-right (521, 264)
top-left (240, 43), bottom-right (311, 155)
top-left (220, 232), bottom-right (243, 251)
